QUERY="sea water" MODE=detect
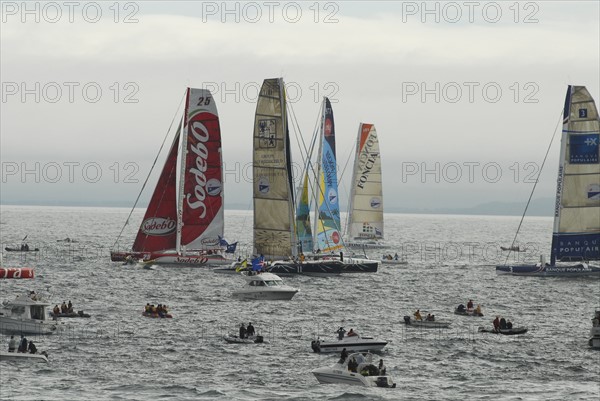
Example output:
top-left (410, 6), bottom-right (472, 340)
top-left (0, 205), bottom-right (598, 400)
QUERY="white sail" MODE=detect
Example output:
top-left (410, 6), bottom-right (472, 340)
top-left (347, 123), bottom-right (384, 241)
top-left (253, 78), bottom-right (297, 259)
top-left (551, 85), bottom-right (600, 263)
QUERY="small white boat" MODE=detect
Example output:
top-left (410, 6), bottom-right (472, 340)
top-left (0, 350), bottom-right (48, 363)
top-left (403, 316), bottom-right (451, 329)
top-left (0, 293), bottom-right (60, 335)
top-left (223, 334), bottom-right (265, 344)
top-left (589, 309), bottom-right (600, 349)
top-left (312, 352), bottom-right (396, 387)
top-left (311, 334), bottom-right (388, 353)
top-left (232, 272), bottom-right (298, 300)
top-left (381, 256), bottom-right (407, 265)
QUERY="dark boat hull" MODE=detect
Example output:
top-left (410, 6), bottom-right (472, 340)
top-left (4, 247), bottom-right (39, 252)
top-left (265, 262), bottom-right (343, 276)
top-left (496, 263), bottom-right (600, 277)
top-left (479, 327), bottom-right (528, 335)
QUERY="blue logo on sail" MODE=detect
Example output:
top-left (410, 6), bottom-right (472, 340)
top-left (258, 177), bottom-right (270, 194)
top-left (588, 184), bottom-right (600, 201)
top-left (569, 134), bottom-right (599, 164)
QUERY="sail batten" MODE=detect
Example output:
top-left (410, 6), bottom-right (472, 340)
top-left (551, 85), bottom-right (600, 263)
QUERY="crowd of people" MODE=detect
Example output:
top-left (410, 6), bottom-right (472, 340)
top-left (7, 335), bottom-right (37, 354)
top-left (144, 303), bottom-right (169, 317)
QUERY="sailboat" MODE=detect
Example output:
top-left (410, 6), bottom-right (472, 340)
top-left (111, 88), bottom-right (231, 266)
top-left (345, 123), bottom-right (386, 249)
top-left (497, 85), bottom-right (600, 276)
top-left (252, 79), bottom-right (378, 276)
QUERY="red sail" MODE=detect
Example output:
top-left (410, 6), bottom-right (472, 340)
top-left (132, 130), bottom-right (180, 252)
top-left (180, 89), bottom-right (224, 250)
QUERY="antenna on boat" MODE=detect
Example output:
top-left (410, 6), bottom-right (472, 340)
top-left (502, 109), bottom-right (563, 266)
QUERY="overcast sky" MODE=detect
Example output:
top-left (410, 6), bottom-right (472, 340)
top-left (1, 1), bottom-right (599, 211)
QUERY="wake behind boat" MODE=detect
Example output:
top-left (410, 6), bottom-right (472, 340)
top-left (497, 85), bottom-right (600, 277)
top-left (312, 352), bottom-right (395, 388)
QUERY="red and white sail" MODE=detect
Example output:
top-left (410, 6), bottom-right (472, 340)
top-left (178, 88), bottom-right (224, 251)
top-left (132, 128), bottom-right (180, 253)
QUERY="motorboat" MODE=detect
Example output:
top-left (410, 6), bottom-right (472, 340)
top-left (0, 293), bottom-right (60, 335)
top-left (381, 256), bottom-right (407, 265)
top-left (454, 306), bottom-right (484, 317)
top-left (403, 316), bottom-right (451, 329)
top-left (223, 334), bottom-right (264, 344)
top-left (311, 334), bottom-right (388, 353)
top-left (312, 352), bottom-right (396, 387)
top-left (478, 326), bottom-right (528, 335)
top-left (232, 272), bottom-right (298, 300)
top-left (589, 309), bottom-right (600, 349)
top-left (0, 350), bottom-right (48, 363)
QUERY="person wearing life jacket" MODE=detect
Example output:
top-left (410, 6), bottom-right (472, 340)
top-left (475, 305), bottom-right (482, 316)
top-left (145, 303), bottom-right (151, 313)
top-left (151, 305), bottom-right (157, 315)
top-left (67, 301), bottom-right (73, 313)
top-left (414, 310), bottom-right (423, 321)
top-left (53, 305), bottom-right (60, 316)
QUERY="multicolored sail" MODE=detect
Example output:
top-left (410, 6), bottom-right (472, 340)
top-left (347, 123), bottom-right (384, 241)
top-left (253, 78), bottom-right (297, 259)
top-left (296, 172), bottom-right (313, 253)
top-left (550, 85), bottom-right (600, 263)
top-left (132, 127), bottom-right (180, 253)
top-left (178, 88), bottom-right (224, 251)
top-left (314, 98), bottom-right (342, 252)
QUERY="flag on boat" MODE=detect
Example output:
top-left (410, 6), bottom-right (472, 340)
top-left (235, 259), bottom-right (248, 272)
top-left (251, 255), bottom-right (265, 271)
top-left (218, 235), bottom-right (229, 247)
top-left (225, 242), bottom-right (238, 253)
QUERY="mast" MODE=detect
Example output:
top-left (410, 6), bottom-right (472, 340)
top-left (176, 90), bottom-right (190, 255)
top-left (312, 98), bottom-right (326, 248)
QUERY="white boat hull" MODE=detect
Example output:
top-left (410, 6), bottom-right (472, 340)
top-left (312, 367), bottom-right (395, 387)
top-left (232, 289), bottom-right (297, 301)
top-left (0, 317), bottom-right (58, 335)
top-left (0, 351), bottom-right (48, 362)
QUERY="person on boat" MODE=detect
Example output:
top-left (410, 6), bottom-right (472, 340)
top-left (151, 304), bottom-right (157, 315)
top-left (506, 320), bottom-right (513, 329)
top-left (457, 304), bottom-right (466, 313)
top-left (239, 323), bottom-right (246, 339)
top-left (394, 253), bottom-right (399, 260)
top-left (347, 328), bottom-right (358, 337)
top-left (67, 301), bottom-right (73, 313)
top-left (145, 303), bottom-right (151, 313)
top-left (499, 317), bottom-right (507, 330)
top-left (339, 348), bottom-right (348, 363)
top-left (247, 322), bottom-right (255, 337)
top-left (61, 301), bottom-right (68, 314)
top-left (467, 300), bottom-right (474, 310)
top-left (8, 335), bottom-right (17, 352)
top-left (378, 359), bottom-right (386, 375)
top-left (493, 316), bottom-right (500, 332)
top-left (475, 305), bottom-right (482, 316)
top-left (414, 310), bottom-right (422, 321)
top-left (53, 305), bottom-right (60, 316)
top-left (348, 357), bottom-right (358, 372)
top-left (426, 313), bottom-right (433, 321)
top-left (18, 335), bottom-right (28, 353)
top-left (336, 327), bottom-right (346, 340)
top-left (28, 340), bottom-right (37, 354)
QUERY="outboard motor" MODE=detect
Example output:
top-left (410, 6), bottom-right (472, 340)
top-left (254, 335), bottom-right (264, 343)
top-left (311, 340), bottom-right (321, 353)
top-left (376, 377), bottom-right (391, 388)
top-left (403, 316), bottom-right (411, 325)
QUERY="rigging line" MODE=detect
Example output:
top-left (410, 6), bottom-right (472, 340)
top-left (503, 108), bottom-right (563, 265)
top-left (111, 89), bottom-right (187, 250)
top-left (340, 140), bottom-right (357, 237)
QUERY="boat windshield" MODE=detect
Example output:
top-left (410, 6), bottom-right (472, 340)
top-left (30, 305), bottom-right (46, 320)
top-left (264, 280), bottom-right (281, 286)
